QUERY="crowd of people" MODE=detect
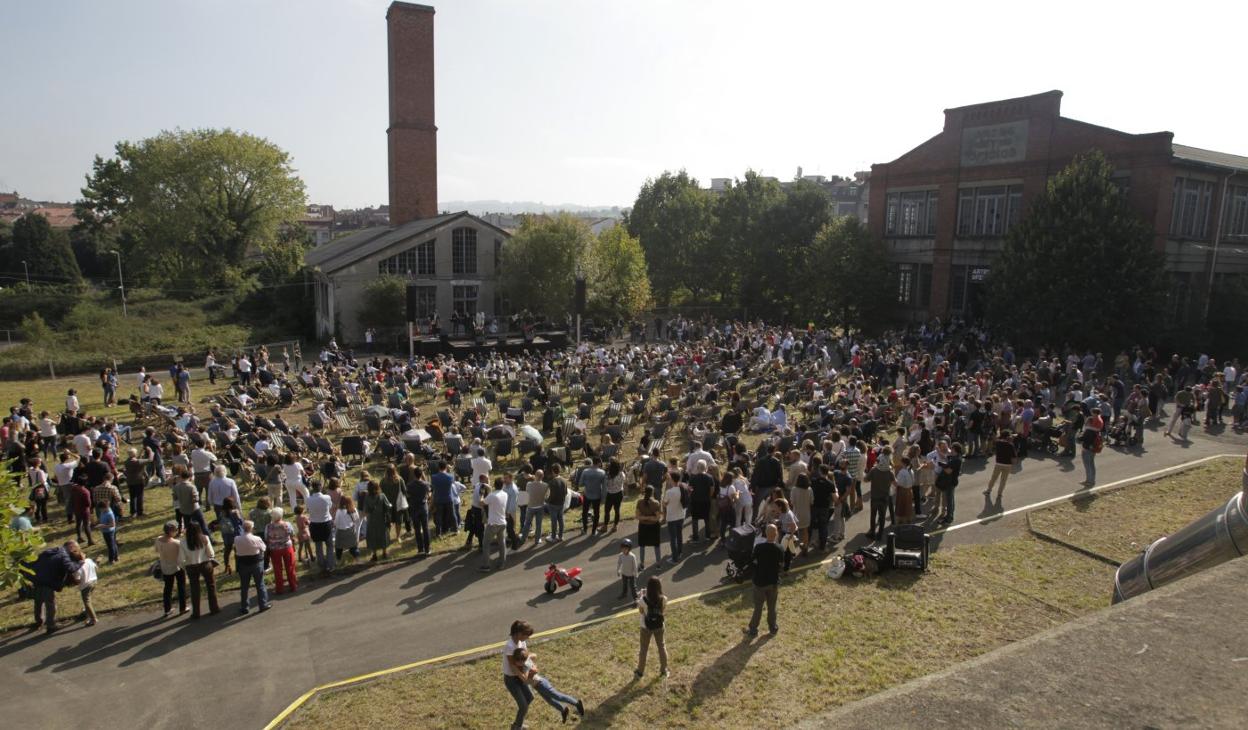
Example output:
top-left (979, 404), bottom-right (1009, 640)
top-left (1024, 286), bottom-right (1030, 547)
top-left (4, 316), bottom-right (1245, 728)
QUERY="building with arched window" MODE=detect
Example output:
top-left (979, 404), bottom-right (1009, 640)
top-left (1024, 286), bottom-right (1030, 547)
top-left (306, 211), bottom-right (510, 343)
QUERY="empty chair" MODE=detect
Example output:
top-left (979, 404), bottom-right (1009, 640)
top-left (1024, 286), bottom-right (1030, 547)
top-left (887, 524), bottom-right (930, 571)
top-left (444, 434), bottom-right (463, 456)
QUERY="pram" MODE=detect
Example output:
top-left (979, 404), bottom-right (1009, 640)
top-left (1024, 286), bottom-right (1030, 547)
top-left (1107, 413), bottom-right (1140, 447)
top-left (724, 523), bottom-right (757, 581)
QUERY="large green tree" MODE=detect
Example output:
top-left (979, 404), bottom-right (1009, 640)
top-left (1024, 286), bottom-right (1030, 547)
top-left (0, 213), bottom-right (83, 286)
top-left (625, 170), bottom-right (715, 305)
top-left (804, 217), bottom-right (894, 333)
top-left (75, 128), bottom-right (306, 291)
top-left (586, 225), bottom-right (652, 321)
top-left (985, 150), bottom-right (1166, 350)
top-left (711, 171), bottom-right (785, 306)
top-left (357, 275), bottom-right (407, 331)
top-left (750, 179), bottom-right (835, 320)
top-left (500, 214), bottom-right (594, 319)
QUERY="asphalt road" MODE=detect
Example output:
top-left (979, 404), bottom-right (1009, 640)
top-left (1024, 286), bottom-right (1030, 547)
top-left (1, 427), bottom-right (1242, 730)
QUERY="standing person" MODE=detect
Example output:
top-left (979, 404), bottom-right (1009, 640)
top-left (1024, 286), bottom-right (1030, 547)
top-left (894, 457), bottom-right (916, 525)
top-left (789, 473), bottom-right (813, 554)
top-left (55, 451), bottom-right (79, 522)
top-left (234, 520), bottom-right (270, 614)
top-left (716, 472), bottom-right (738, 540)
top-left (865, 455), bottom-right (894, 541)
top-left (123, 448), bottom-right (150, 517)
top-left (514, 647), bottom-right (585, 723)
top-left (26, 457), bottom-right (49, 524)
top-left (265, 507), bottom-right (299, 594)
top-left (634, 576), bottom-right (669, 678)
top-left (334, 495), bottom-right (361, 562)
top-left (545, 464), bottom-right (568, 542)
top-left (480, 478), bottom-right (509, 572)
top-left (578, 457), bottom-right (607, 536)
top-left (172, 466), bottom-right (209, 536)
top-left (380, 464), bottom-right (409, 543)
top-left (26, 541), bottom-right (82, 634)
top-left (180, 521), bottom-right (220, 618)
top-left (154, 522), bottom-right (188, 617)
top-left (687, 461), bottom-right (715, 542)
top-left (503, 620), bottom-right (536, 730)
top-left (206, 465), bottom-right (240, 523)
top-left (70, 480), bottom-right (94, 546)
top-left (431, 461), bottom-right (457, 537)
top-left (1081, 408), bottom-right (1105, 486)
top-left (218, 497), bottom-right (243, 575)
top-left (97, 505), bottom-right (119, 564)
top-left (280, 453), bottom-right (308, 510)
top-left (616, 539), bottom-right (638, 599)
top-left (744, 524), bottom-right (784, 638)
top-left (141, 427), bottom-right (165, 486)
top-left (306, 481), bottom-right (335, 575)
top-left (463, 474), bottom-right (487, 551)
top-left (984, 429), bottom-right (1017, 502)
top-left (405, 467), bottom-right (431, 556)
top-left (523, 469), bottom-right (548, 545)
top-left (662, 473), bottom-right (686, 563)
top-left (634, 485), bottom-right (662, 569)
top-left (190, 442), bottom-right (217, 502)
top-left (603, 459), bottom-right (626, 530)
top-left (75, 547), bottom-right (99, 627)
top-left (937, 443), bottom-right (964, 524)
top-left (362, 480), bottom-right (392, 561)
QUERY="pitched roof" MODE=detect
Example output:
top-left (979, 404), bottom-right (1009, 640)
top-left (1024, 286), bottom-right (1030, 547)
top-left (304, 211), bottom-right (510, 273)
top-left (1172, 144), bottom-right (1248, 173)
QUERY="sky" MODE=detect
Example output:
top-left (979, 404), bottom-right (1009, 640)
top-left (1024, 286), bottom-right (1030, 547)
top-left (3, 0), bottom-right (1246, 209)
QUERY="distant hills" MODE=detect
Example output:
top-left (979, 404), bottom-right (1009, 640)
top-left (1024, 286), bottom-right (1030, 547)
top-left (440, 200), bottom-right (626, 217)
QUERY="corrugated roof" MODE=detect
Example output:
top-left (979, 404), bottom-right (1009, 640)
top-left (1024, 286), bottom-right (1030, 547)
top-left (1172, 144), bottom-right (1248, 172)
top-left (304, 211), bottom-right (512, 273)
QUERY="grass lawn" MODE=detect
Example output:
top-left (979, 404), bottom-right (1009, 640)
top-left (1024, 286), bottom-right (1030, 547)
top-left (1027, 458), bottom-right (1243, 563)
top-left (284, 455), bottom-right (1244, 730)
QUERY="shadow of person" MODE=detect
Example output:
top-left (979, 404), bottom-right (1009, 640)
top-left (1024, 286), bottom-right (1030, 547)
top-left (685, 635), bottom-right (772, 713)
top-left (976, 493), bottom-right (1003, 522)
top-left (1072, 490), bottom-right (1098, 513)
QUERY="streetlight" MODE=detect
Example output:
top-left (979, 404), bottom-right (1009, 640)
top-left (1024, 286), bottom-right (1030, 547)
top-left (20, 260), bottom-right (30, 287)
top-left (110, 250), bottom-right (128, 317)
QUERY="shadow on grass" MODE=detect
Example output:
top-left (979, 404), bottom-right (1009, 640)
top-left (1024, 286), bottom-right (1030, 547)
top-left (684, 634), bottom-right (773, 714)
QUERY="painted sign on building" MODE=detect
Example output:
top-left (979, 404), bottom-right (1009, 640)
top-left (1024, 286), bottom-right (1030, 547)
top-left (960, 120), bottom-right (1029, 167)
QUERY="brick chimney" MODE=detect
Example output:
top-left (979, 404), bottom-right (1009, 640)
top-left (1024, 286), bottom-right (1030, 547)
top-left (387, 2), bottom-right (437, 226)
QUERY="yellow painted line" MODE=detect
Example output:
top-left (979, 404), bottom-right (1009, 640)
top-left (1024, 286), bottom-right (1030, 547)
top-left (265, 452), bottom-right (1241, 728)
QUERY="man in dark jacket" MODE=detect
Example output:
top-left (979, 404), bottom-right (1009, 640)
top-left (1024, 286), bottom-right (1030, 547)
top-left (26, 542), bottom-right (82, 633)
top-left (750, 445), bottom-right (783, 520)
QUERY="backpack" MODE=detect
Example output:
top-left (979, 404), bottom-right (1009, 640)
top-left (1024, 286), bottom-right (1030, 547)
top-left (643, 595), bottom-right (665, 630)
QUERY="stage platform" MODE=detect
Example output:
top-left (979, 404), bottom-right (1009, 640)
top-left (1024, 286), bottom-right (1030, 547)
top-left (413, 330), bottom-right (569, 356)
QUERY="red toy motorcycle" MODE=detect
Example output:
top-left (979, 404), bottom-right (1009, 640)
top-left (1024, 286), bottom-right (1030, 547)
top-left (543, 563), bottom-right (584, 594)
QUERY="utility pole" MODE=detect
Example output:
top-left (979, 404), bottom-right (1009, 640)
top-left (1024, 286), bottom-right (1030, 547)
top-left (20, 260), bottom-right (30, 287)
top-left (111, 250), bottom-right (128, 317)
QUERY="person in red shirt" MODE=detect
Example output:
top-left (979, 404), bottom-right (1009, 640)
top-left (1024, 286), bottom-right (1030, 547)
top-left (1080, 407), bottom-right (1105, 486)
top-left (71, 482), bottom-right (95, 546)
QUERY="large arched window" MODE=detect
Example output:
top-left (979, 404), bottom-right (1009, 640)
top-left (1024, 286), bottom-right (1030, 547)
top-left (452, 227), bottom-right (477, 274)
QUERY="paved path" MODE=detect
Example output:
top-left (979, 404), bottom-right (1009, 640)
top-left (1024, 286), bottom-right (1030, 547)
top-left (0, 428), bottom-right (1242, 730)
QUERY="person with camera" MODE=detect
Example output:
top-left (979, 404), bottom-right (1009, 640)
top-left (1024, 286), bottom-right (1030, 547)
top-left (634, 576), bottom-right (669, 678)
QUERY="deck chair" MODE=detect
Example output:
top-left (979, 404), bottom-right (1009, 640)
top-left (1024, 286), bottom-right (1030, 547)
top-left (887, 525), bottom-right (930, 571)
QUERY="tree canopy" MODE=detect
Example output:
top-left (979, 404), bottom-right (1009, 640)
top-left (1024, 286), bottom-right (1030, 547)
top-left (0, 213), bottom-right (83, 287)
top-left (499, 213), bottom-right (594, 320)
top-left (585, 225), bottom-right (652, 320)
top-left (358, 275), bottom-right (408, 331)
top-left (75, 128), bottom-right (307, 292)
top-left (803, 216), bottom-right (894, 333)
top-left (985, 150), bottom-right (1166, 351)
top-left (625, 171), bottom-right (715, 305)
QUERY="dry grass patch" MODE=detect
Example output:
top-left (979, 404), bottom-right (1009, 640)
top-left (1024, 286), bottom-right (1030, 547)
top-left (1027, 458), bottom-right (1242, 564)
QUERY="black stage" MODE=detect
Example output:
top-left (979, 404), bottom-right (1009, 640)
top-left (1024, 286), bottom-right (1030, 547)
top-left (413, 330), bottom-right (569, 356)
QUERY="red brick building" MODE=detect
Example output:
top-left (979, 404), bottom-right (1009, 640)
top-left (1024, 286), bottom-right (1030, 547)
top-left (387, 1), bottom-right (438, 226)
top-left (868, 90), bottom-right (1248, 324)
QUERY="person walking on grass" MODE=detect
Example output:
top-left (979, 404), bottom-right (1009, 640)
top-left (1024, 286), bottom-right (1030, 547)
top-left (513, 647), bottom-right (585, 723)
top-left (634, 576), bottom-right (669, 679)
top-left (503, 620), bottom-right (536, 730)
top-left (745, 523), bottom-right (783, 638)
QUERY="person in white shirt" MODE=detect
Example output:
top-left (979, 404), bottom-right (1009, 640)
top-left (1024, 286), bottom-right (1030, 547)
top-left (662, 477), bottom-right (686, 563)
top-left (685, 445), bottom-right (715, 475)
top-left (232, 520), bottom-right (270, 614)
top-left (206, 465), bottom-right (241, 521)
top-left (470, 447), bottom-right (493, 484)
top-left (305, 482), bottom-right (335, 574)
top-left (480, 481), bottom-right (509, 571)
top-left (191, 445), bottom-right (218, 500)
top-left (280, 453), bottom-right (308, 509)
top-left (72, 431), bottom-right (92, 459)
top-left (238, 356), bottom-right (253, 386)
top-left (65, 389), bottom-right (80, 414)
top-left (732, 470), bottom-right (753, 528)
top-left (76, 555), bottom-right (99, 627)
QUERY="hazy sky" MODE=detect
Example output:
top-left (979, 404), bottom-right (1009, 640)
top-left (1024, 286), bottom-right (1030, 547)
top-left (3, 0), bottom-right (1245, 209)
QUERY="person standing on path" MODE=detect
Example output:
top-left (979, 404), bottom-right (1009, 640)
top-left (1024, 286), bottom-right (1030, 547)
top-left (865, 455), bottom-right (894, 541)
top-left (545, 464), bottom-right (569, 542)
top-left (265, 507), bottom-right (299, 594)
top-left (662, 473), bottom-right (686, 563)
top-left (616, 539), bottom-right (638, 599)
top-left (480, 478), bottom-right (509, 571)
top-left (233, 520), bottom-right (271, 614)
top-left (745, 524), bottom-right (783, 637)
top-left (1080, 408), bottom-right (1105, 486)
top-left (578, 457), bottom-right (607, 536)
top-left (634, 576), bottom-right (669, 678)
top-left (523, 469), bottom-right (548, 545)
top-left (306, 481), bottom-right (335, 575)
top-left (503, 620), bottom-right (536, 730)
top-left (634, 485), bottom-right (662, 568)
top-left (155, 522), bottom-right (188, 617)
top-left (603, 459), bottom-right (626, 530)
top-left (179, 521), bottom-right (220, 618)
top-left (405, 467), bottom-right (432, 556)
top-left (938, 443), bottom-right (964, 524)
top-left (984, 429), bottom-right (1016, 501)
top-left (362, 480), bottom-right (392, 561)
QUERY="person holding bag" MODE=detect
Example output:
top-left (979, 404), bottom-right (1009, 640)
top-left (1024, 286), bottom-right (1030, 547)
top-left (180, 521), bottom-right (220, 618)
top-left (154, 521), bottom-right (187, 617)
top-left (634, 576), bottom-right (669, 678)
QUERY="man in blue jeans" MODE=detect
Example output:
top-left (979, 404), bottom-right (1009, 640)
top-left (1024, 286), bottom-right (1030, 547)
top-left (233, 521), bottom-right (270, 614)
top-left (431, 461), bottom-right (457, 537)
top-left (545, 465), bottom-right (569, 542)
top-left (662, 478), bottom-right (685, 563)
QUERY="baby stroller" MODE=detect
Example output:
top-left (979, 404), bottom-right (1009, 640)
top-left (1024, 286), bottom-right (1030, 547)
top-left (724, 523), bottom-right (756, 582)
top-left (1107, 414), bottom-right (1140, 447)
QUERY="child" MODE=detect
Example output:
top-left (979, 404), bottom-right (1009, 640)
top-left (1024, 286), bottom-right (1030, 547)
top-left (294, 505), bottom-right (313, 564)
top-left (512, 648), bottom-right (585, 723)
top-left (617, 538), bottom-right (638, 599)
top-left (77, 554), bottom-right (99, 626)
top-left (27, 457), bottom-right (49, 524)
top-left (98, 507), bottom-right (119, 563)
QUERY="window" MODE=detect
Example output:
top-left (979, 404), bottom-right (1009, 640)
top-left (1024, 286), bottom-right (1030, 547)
top-left (895, 263), bottom-right (932, 307)
top-left (410, 286), bottom-right (437, 319)
top-left (494, 238), bottom-right (502, 270)
top-left (957, 185), bottom-right (1024, 237)
top-left (452, 227), bottom-right (477, 274)
top-left (1225, 185), bottom-right (1248, 238)
top-left (897, 264), bottom-right (914, 305)
top-left (452, 285), bottom-right (478, 316)
top-left (885, 190), bottom-right (938, 236)
top-left (378, 240), bottom-right (435, 276)
top-left (1168, 272), bottom-right (1192, 322)
top-left (1170, 177), bottom-right (1214, 239)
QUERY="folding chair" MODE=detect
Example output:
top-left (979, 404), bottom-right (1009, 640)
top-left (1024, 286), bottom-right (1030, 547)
top-left (887, 525), bottom-right (930, 571)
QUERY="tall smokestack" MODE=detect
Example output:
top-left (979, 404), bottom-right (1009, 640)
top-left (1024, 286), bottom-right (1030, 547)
top-left (387, 2), bottom-right (437, 226)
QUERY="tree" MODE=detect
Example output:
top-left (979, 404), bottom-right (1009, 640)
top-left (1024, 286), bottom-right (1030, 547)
top-left (985, 150), bottom-right (1166, 350)
top-left (0, 214), bottom-right (82, 286)
top-left (709, 171), bottom-right (785, 306)
top-left (805, 217), bottom-right (894, 333)
top-left (499, 214), bottom-right (594, 319)
top-left (76, 128), bottom-right (306, 291)
top-left (749, 180), bottom-right (835, 320)
top-left (358, 276), bottom-right (407, 331)
top-left (625, 171), bottom-right (715, 305)
top-left (586, 225), bottom-right (652, 321)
